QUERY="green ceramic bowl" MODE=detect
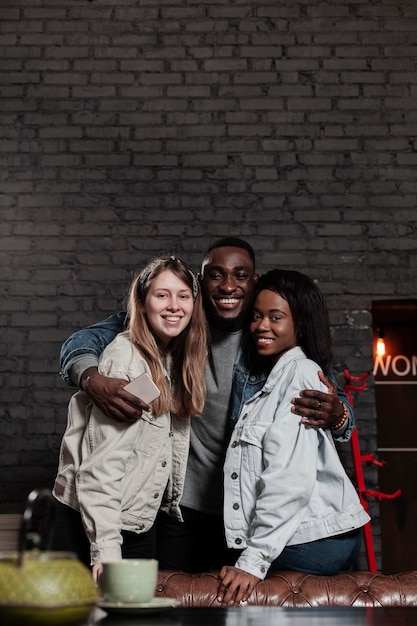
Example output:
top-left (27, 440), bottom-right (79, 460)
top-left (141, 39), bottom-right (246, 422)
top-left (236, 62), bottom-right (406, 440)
top-left (0, 551), bottom-right (97, 625)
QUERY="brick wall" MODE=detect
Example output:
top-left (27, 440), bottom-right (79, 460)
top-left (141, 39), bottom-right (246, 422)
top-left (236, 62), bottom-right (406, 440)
top-left (2, 0), bottom-right (417, 570)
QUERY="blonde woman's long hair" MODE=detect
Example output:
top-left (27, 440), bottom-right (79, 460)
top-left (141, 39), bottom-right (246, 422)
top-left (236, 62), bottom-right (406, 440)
top-left (127, 257), bottom-right (207, 419)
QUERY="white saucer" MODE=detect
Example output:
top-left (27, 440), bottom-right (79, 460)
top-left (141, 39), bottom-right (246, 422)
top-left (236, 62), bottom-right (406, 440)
top-left (97, 596), bottom-right (180, 615)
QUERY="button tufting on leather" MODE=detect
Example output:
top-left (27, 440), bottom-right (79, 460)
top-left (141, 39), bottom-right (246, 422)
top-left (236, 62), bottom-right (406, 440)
top-left (154, 570), bottom-right (417, 608)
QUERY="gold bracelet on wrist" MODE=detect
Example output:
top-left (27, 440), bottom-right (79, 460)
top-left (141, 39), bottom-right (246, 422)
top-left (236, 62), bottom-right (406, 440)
top-left (331, 403), bottom-right (348, 430)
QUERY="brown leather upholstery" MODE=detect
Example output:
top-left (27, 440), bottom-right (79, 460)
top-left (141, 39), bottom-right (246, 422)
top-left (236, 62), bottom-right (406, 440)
top-left (156, 570), bottom-right (417, 607)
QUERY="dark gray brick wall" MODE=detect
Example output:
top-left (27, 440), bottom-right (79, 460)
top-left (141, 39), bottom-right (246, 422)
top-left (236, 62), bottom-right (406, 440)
top-left (2, 0), bottom-right (417, 570)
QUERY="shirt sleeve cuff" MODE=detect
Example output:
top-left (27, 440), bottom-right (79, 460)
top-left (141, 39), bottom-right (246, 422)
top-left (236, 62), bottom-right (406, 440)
top-left (71, 356), bottom-right (100, 388)
top-left (90, 543), bottom-right (122, 566)
top-left (332, 405), bottom-right (355, 443)
top-left (235, 550), bottom-right (271, 580)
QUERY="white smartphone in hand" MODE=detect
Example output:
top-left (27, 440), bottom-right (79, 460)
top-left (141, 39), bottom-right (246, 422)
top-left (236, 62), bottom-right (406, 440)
top-left (124, 372), bottom-right (160, 404)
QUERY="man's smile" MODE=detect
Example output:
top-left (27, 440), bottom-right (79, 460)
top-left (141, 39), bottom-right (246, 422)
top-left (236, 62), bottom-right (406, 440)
top-left (216, 297), bottom-right (242, 308)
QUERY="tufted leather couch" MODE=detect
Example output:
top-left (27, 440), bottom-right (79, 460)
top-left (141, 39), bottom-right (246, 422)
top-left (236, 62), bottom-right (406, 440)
top-left (156, 570), bottom-right (417, 607)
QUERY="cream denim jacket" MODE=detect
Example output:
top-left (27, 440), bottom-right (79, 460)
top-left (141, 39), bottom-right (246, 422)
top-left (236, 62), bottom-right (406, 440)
top-left (53, 331), bottom-right (190, 565)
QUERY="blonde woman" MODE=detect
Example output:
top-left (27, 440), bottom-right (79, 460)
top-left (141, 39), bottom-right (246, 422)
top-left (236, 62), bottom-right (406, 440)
top-left (52, 257), bottom-right (207, 580)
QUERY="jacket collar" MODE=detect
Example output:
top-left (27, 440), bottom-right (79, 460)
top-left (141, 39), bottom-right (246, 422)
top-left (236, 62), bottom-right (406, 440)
top-left (262, 345), bottom-right (307, 393)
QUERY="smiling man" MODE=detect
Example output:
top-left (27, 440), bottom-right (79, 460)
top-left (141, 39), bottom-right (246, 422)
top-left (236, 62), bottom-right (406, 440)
top-left (200, 242), bottom-right (258, 331)
top-left (59, 237), bottom-right (353, 572)
top-left (156, 240), bottom-right (263, 570)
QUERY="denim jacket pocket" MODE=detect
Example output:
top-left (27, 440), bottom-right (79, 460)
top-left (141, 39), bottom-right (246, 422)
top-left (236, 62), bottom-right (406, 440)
top-left (132, 413), bottom-right (169, 455)
top-left (239, 422), bottom-right (269, 481)
top-left (239, 422), bottom-right (268, 447)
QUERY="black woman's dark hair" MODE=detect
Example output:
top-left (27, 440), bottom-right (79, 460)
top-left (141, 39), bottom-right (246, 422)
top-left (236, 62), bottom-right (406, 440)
top-left (254, 269), bottom-right (333, 375)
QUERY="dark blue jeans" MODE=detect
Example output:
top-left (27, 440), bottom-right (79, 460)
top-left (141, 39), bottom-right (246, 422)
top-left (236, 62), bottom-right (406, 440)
top-left (156, 507), bottom-right (236, 572)
top-left (270, 529), bottom-right (362, 575)
top-left (157, 508), bottom-right (361, 575)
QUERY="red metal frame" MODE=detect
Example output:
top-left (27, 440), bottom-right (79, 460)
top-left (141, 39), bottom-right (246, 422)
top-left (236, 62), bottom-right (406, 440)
top-left (343, 370), bottom-right (401, 573)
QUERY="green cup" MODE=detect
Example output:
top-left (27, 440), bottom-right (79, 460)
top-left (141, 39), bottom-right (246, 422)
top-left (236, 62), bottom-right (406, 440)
top-left (98, 559), bottom-right (158, 604)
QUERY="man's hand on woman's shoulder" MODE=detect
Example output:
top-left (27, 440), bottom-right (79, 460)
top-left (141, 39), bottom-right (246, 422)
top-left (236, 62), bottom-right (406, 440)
top-left (291, 371), bottom-right (345, 430)
top-left (81, 367), bottom-right (149, 422)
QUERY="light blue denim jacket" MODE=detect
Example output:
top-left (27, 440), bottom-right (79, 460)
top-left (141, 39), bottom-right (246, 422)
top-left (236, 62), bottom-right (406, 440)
top-left (60, 314), bottom-right (354, 442)
top-left (231, 335), bottom-right (355, 443)
top-left (224, 346), bottom-right (368, 580)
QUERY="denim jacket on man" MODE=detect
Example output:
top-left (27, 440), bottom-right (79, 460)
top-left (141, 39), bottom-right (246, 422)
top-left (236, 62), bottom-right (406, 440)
top-left (60, 312), bottom-right (127, 387)
top-left (60, 313), bottom-right (354, 442)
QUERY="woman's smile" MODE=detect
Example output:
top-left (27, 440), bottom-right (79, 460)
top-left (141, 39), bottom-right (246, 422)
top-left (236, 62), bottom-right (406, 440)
top-left (250, 289), bottom-right (297, 363)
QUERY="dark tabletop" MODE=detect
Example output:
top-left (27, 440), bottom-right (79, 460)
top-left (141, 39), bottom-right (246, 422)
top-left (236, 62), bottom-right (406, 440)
top-left (88, 605), bottom-right (417, 626)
